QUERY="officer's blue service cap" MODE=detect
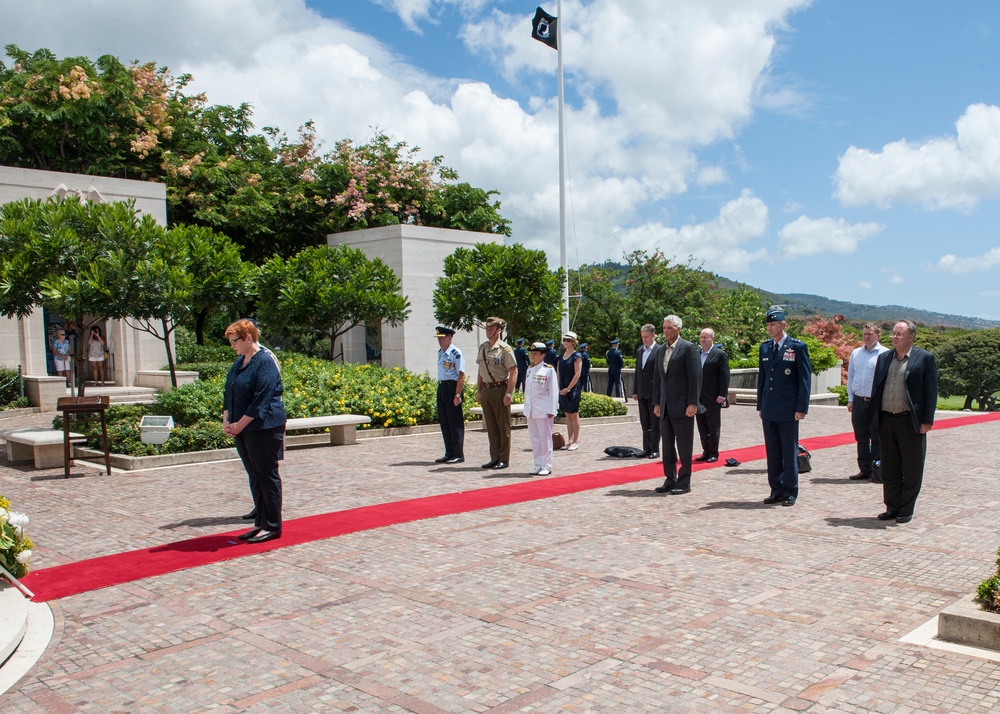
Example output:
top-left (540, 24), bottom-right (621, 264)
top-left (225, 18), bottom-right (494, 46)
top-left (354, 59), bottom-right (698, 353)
top-left (579, 342), bottom-right (588, 349)
top-left (765, 308), bottom-right (785, 323)
top-left (545, 339), bottom-right (555, 346)
top-left (610, 338), bottom-right (620, 344)
top-left (516, 337), bottom-right (525, 343)
top-left (435, 326), bottom-right (455, 337)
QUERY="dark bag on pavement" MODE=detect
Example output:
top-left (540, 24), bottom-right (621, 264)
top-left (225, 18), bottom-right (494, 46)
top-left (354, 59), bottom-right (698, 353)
top-left (604, 445), bottom-right (645, 458)
top-left (797, 444), bottom-right (811, 473)
top-left (552, 432), bottom-right (566, 450)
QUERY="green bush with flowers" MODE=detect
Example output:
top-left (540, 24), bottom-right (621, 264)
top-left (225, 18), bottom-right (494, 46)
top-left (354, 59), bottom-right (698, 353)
top-left (0, 495), bottom-right (34, 579)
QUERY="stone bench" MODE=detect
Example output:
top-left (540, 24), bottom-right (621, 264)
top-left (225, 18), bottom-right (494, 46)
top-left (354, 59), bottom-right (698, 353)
top-left (2, 428), bottom-right (87, 469)
top-left (469, 404), bottom-right (525, 430)
top-left (285, 414), bottom-right (371, 445)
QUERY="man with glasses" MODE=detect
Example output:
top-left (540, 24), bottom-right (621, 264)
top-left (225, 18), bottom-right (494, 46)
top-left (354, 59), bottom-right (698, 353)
top-left (868, 320), bottom-right (937, 524)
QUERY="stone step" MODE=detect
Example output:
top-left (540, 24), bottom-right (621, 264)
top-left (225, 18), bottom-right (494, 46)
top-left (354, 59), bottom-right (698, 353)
top-left (0, 583), bottom-right (27, 668)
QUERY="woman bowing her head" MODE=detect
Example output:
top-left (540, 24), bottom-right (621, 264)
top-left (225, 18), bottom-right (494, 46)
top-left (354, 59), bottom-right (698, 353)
top-left (223, 319), bottom-right (287, 544)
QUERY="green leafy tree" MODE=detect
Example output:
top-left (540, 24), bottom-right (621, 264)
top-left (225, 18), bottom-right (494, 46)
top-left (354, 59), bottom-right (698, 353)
top-left (567, 263), bottom-right (628, 349)
top-left (937, 329), bottom-right (1000, 410)
top-left (257, 245), bottom-right (411, 360)
top-left (1, 46), bottom-right (513, 266)
top-left (712, 287), bottom-right (768, 360)
top-left (433, 242), bottom-right (564, 345)
top-left (0, 197), bottom-right (165, 395)
top-left (130, 224), bottom-right (255, 386)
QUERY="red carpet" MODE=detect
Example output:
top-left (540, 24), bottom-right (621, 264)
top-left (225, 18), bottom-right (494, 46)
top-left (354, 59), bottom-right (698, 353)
top-left (21, 412), bottom-right (1000, 602)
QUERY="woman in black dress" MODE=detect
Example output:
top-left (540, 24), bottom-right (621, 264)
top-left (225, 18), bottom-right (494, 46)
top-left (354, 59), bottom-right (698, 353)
top-left (558, 331), bottom-right (583, 450)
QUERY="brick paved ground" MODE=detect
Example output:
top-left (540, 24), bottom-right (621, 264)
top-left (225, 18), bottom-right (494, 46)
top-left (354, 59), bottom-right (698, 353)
top-left (1, 403), bottom-right (999, 712)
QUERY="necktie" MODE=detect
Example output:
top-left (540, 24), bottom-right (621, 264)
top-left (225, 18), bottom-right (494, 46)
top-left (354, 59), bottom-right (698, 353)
top-left (663, 344), bottom-right (673, 369)
top-left (771, 340), bottom-right (779, 360)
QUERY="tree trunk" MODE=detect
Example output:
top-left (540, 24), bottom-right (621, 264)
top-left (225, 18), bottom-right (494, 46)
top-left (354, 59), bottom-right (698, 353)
top-left (195, 308), bottom-right (208, 345)
top-left (963, 395), bottom-right (974, 410)
top-left (163, 317), bottom-right (178, 389)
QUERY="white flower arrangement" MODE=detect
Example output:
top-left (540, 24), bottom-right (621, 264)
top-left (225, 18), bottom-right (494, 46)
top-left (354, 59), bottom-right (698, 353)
top-left (0, 496), bottom-right (34, 580)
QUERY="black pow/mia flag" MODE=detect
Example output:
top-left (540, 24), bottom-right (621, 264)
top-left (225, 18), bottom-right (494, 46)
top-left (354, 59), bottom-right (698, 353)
top-left (531, 7), bottom-right (558, 50)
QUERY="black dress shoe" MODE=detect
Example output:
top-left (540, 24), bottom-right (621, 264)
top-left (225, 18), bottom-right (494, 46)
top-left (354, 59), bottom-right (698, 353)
top-left (246, 530), bottom-right (281, 544)
top-left (492, 461), bottom-right (509, 470)
top-left (446, 457), bottom-right (464, 464)
top-left (705, 456), bottom-right (718, 463)
top-left (895, 515), bottom-right (912, 523)
top-left (876, 511), bottom-right (899, 521)
top-left (648, 451), bottom-right (659, 459)
top-left (668, 487), bottom-right (690, 495)
top-left (434, 456), bottom-right (450, 464)
top-left (654, 480), bottom-right (676, 493)
top-left (849, 473), bottom-right (870, 480)
top-left (241, 509), bottom-right (258, 520)
top-left (482, 459), bottom-right (499, 469)
top-left (238, 528), bottom-right (261, 541)
top-left (763, 495), bottom-right (782, 504)
top-left (781, 496), bottom-right (796, 506)
top-left (694, 454), bottom-right (709, 462)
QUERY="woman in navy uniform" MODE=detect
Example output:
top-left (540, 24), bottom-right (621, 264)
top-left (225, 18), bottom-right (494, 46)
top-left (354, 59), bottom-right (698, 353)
top-left (756, 308), bottom-right (811, 507)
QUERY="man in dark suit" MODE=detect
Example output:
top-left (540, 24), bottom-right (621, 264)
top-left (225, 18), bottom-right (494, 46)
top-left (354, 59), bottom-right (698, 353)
top-left (695, 328), bottom-right (730, 463)
top-left (868, 320), bottom-right (937, 524)
top-left (651, 315), bottom-right (702, 495)
top-left (757, 307), bottom-right (811, 507)
top-left (632, 324), bottom-right (660, 458)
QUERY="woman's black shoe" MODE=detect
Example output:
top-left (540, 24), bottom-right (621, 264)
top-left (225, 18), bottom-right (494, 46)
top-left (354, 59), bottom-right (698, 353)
top-left (241, 509), bottom-right (258, 520)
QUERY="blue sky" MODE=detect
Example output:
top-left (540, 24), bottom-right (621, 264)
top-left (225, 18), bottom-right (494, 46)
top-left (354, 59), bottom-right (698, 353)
top-left (4, 0), bottom-right (1000, 319)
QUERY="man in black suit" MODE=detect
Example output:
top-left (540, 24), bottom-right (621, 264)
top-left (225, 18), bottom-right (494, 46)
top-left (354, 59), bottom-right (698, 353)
top-left (651, 315), bottom-right (702, 495)
top-left (868, 320), bottom-right (937, 524)
top-left (632, 324), bottom-right (660, 458)
top-left (757, 308), bottom-right (811, 507)
top-left (695, 328), bottom-right (730, 463)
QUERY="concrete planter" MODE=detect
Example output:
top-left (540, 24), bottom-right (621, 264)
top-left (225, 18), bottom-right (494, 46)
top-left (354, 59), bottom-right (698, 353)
top-left (937, 594), bottom-right (1000, 651)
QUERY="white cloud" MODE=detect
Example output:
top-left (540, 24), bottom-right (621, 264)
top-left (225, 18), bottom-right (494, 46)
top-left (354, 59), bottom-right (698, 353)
top-left (370, 0), bottom-right (491, 33)
top-left (859, 281), bottom-right (872, 289)
top-left (465, 0), bottom-right (812, 144)
top-left (777, 216), bottom-right (883, 259)
top-left (0, 0), bottom-right (806, 272)
top-left (834, 103), bottom-right (1000, 210)
top-left (883, 268), bottom-right (904, 285)
top-left (614, 189), bottom-right (769, 273)
top-left (935, 247), bottom-right (1000, 273)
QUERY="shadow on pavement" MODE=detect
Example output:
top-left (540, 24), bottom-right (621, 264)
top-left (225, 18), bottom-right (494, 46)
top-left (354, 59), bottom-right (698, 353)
top-left (160, 516), bottom-right (245, 530)
top-left (824, 517), bottom-right (892, 529)
top-left (700, 500), bottom-right (775, 510)
top-left (604, 488), bottom-right (663, 498)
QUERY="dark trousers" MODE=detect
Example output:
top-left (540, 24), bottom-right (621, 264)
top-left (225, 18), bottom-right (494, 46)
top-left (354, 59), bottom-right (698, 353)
top-left (878, 412), bottom-right (926, 518)
top-left (762, 418), bottom-right (799, 500)
top-left (607, 372), bottom-right (624, 398)
top-left (696, 403), bottom-right (722, 457)
top-left (234, 427), bottom-right (284, 532)
top-left (851, 398), bottom-right (879, 475)
top-left (481, 386), bottom-right (511, 462)
top-left (637, 396), bottom-right (660, 455)
top-left (515, 368), bottom-right (526, 392)
top-left (437, 380), bottom-right (465, 458)
top-left (660, 414), bottom-right (695, 490)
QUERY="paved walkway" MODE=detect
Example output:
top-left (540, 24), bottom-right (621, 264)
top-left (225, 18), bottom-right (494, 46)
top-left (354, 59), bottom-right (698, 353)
top-left (1, 403), bottom-right (999, 712)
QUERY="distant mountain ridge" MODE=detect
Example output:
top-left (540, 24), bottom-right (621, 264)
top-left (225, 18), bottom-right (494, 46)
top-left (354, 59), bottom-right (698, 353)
top-left (581, 264), bottom-right (999, 330)
top-left (709, 277), bottom-right (998, 329)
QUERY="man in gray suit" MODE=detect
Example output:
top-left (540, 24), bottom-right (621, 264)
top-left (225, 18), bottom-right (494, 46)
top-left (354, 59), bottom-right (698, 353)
top-left (651, 315), bottom-right (702, 495)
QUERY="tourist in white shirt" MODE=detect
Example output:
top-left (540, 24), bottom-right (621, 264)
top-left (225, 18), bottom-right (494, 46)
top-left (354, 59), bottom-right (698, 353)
top-left (847, 323), bottom-right (889, 481)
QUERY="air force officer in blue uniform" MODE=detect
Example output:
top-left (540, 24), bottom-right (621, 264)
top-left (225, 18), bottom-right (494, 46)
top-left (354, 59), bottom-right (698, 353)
top-left (756, 308), bottom-right (811, 506)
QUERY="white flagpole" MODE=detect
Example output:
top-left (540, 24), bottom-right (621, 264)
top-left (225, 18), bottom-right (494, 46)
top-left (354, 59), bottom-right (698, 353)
top-left (557, 0), bottom-right (569, 335)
